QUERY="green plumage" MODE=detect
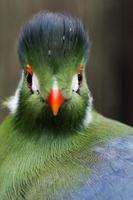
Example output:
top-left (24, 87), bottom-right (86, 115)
top-left (0, 11), bottom-right (133, 200)
top-left (0, 112), bottom-right (132, 199)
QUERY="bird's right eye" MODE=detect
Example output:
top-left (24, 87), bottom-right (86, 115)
top-left (26, 64), bottom-right (33, 92)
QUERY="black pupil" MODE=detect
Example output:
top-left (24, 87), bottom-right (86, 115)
top-left (27, 74), bottom-right (32, 84)
top-left (78, 73), bottom-right (82, 82)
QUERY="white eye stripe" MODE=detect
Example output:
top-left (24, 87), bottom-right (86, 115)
top-left (71, 74), bottom-right (79, 92)
top-left (32, 73), bottom-right (40, 91)
top-left (52, 77), bottom-right (58, 90)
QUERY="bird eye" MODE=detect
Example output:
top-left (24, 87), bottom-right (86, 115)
top-left (71, 64), bottom-right (83, 94)
top-left (25, 64), bottom-right (33, 92)
top-left (77, 64), bottom-right (83, 87)
top-left (78, 72), bottom-right (83, 82)
top-left (25, 64), bottom-right (40, 94)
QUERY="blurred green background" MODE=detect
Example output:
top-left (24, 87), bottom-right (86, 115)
top-left (0, 0), bottom-right (133, 126)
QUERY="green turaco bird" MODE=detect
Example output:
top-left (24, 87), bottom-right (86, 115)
top-left (0, 11), bottom-right (133, 200)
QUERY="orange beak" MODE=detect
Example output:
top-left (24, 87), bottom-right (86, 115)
top-left (47, 89), bottom-right (65, 116)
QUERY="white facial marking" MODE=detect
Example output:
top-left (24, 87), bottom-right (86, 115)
top-left (32, 73), bottom-right (40, 92)
top-left (83, 92), bottom-right (93, 127)
top-left (52, 77), bottom-right (58, 90)
top-left (71, 74), bottom-right (79, 92)
top-left (71, 73), bottom-right (93, 127)
top-left (7, 71), bottom-right (24, 113)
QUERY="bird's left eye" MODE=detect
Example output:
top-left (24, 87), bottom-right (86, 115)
top-left (26, 64), bottom-right (33, 76)
top-left (71, 64), bottom-right (83, 94)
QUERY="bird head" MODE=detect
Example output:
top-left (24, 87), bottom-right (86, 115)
top-left (10, 11), bottom-right (92, 131)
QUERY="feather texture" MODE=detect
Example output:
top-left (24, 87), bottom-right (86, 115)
top-left (0, 112), bottom-right (133, 199)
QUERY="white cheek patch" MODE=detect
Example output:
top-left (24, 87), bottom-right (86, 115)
top-left (6, 72), bottom-right (40, 114)
top-left (83, 92), bottom-right (93, 127)
top-left (32, 73), bottom-right (40, 92)
top-left (6, 71), bottom-right (24, 114)
top-left (71, 74), bottom-right (79, 92)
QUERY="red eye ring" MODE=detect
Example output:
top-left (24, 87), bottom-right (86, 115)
top-left (77, 64), bottom-right (83, 80)
top-left (26, 64), bottom-right (33, 76)
top-left (77, 64), bottom-right (83, 75)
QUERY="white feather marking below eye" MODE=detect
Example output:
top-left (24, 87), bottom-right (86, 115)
top-left (71, 74), bottom-right (79, 92)
top-left (52, 77), bottom-right (58, 90)
top-left (6, 71), bottom-right (24, 114)
top-left (32, 73), bottom-right (40, 92)
top-left (83, 91), bottom-right (93, 127)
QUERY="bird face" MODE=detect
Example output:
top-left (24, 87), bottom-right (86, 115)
top-left (14, 12), bottom-right (91, 130)
top-left (22, 58), bottom-right (88, 118)
top-left (16, 56), bottom-right (90, 132)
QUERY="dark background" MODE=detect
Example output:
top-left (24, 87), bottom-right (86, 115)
top-left (0, 0), bottom-right (133, 126)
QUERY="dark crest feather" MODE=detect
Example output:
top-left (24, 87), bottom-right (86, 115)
top-left (17, 11), bottom-right (89, 68)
